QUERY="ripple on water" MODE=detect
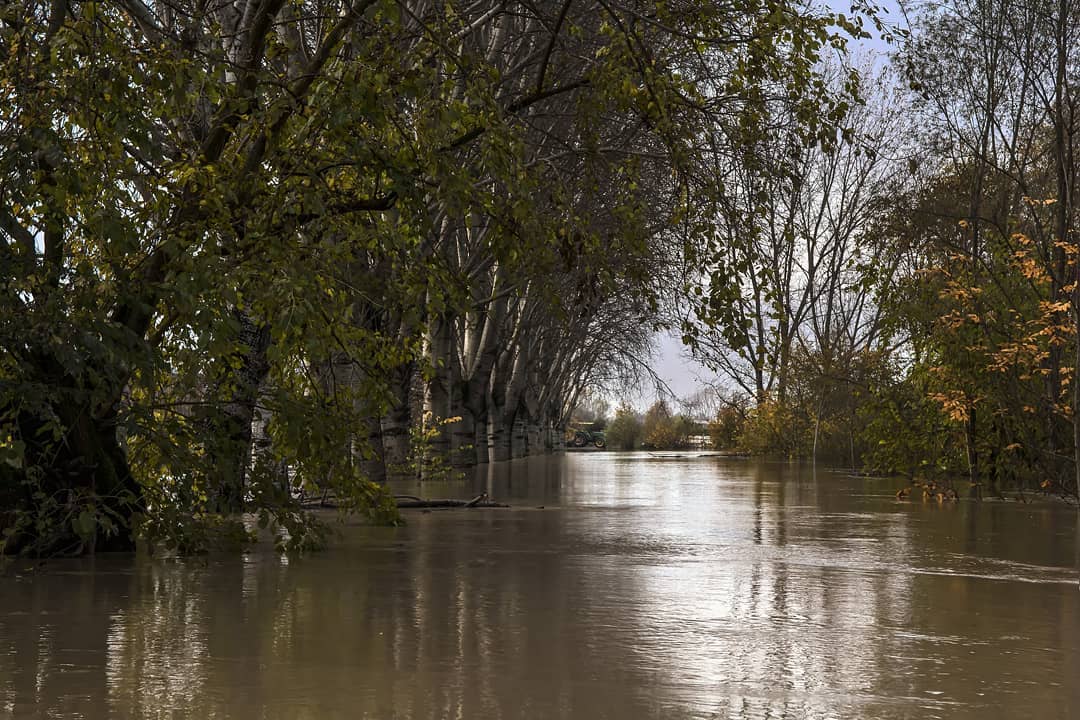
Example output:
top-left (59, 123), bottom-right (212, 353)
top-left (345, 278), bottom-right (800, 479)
top-left (0, 455), bottom-right (1076, 720)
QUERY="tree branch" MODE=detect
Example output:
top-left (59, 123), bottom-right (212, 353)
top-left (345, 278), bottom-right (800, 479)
top-left (442, 77), bottom-right (590, 152)
top-left (535, 0), bottom-right (573, 95)
top-left (116, 0), bottom-right (165, 43)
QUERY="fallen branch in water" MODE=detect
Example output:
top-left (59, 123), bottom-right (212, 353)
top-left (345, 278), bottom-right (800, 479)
top-left (394, 493), bottom-right (508, 509)
top-left (301, 492), bottom-right (509, 510)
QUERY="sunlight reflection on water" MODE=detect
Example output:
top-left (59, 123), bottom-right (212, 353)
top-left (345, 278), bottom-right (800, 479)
top-left (0, 454), bottom-right (1078, 719)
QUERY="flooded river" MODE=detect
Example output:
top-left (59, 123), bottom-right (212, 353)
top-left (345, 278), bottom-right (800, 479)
top-left (1, 454), bottom-right (1078, 719)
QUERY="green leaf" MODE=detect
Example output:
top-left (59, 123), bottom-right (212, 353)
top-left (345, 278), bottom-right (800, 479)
top-left (73, 510), bottom-right (96, 539)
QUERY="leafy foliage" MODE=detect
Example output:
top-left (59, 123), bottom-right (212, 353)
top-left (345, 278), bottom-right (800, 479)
top-left (0, 0), bottom-right (864, 554)
top-left (605, 405), bottom-right (643, 451)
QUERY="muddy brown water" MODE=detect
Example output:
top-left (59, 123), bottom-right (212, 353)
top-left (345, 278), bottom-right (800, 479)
top-left (1, 454), bottom-right (1078, 719)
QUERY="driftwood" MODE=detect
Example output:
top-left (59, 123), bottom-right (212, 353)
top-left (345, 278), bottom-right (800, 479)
top-left (302, 492), bottom-right (508, 510)
top-left (394, 493), bottom-right (508, 509)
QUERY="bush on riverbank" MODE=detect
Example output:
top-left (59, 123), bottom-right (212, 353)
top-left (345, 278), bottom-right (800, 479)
top-left (605, 405), bottom-right (643, 450)
top-left (600, 401), bottom-right (700, 450)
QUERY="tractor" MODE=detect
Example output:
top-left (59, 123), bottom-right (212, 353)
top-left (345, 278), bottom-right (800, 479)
top-left (571, 428), bottom-right (606, 448)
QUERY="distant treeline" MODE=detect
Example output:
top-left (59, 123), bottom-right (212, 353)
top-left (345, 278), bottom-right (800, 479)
top-left (671, 0), bottom-right (1080, 501)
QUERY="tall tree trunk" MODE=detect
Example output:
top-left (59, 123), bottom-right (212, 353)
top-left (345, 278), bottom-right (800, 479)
top-left (550, 420), bottom-right (566, 452)
top-left (474, 417), bottom-right (489, 465)
top-left (4, 376), bottom-right (143, 555)
top-left (424, 315), bottom-right (453, 465)
top-left (962, 25), bottom-right (1000, 498)
top-left (454, 377), bottom-right (489, 466)
top-left (526, 421), bottom-right (542, 455)
top-left (450, 407), bottom-right (475, 469)
top-left (965, 407), bottom-right (980, 499)
top-left (381, 362), bottom-right (415, 479)
top-left (356, 418), bottom-right (386, 485)
top-left (249, 393), bottom-right (289, 497)
top-left (1075, 317), bottom-right (1080, 500)
top-left (488, 402), bottom-right (513, 462)
top-left (203, 311), bottom-right (271, 514)
top-left (67, 406), bottom-right (143, 553)
top-left (511, 414), bottom-right (529, 458)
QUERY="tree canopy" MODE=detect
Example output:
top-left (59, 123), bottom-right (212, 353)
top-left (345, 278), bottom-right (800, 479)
top-left (0, 0), bottom-right (860, 554)
top-left (677, 0), bottom-right (1080, 502)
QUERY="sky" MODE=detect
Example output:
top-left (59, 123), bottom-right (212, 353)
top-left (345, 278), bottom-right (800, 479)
top-left (653, 333), bottom-right (712, 398)
top-left (625, 332), bottom-right (714, 410)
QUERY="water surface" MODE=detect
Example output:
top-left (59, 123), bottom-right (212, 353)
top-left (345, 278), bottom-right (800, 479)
top-left (2, 455), bottom-right (1078, 719)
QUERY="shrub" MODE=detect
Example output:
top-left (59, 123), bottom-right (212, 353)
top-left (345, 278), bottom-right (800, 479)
top-left (708, 403), bottom-right (746, 449)
top-left (605, 404), bottom-right (642, 450)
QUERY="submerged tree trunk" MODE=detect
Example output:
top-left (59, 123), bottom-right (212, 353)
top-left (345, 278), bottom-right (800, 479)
top-left (525, 422), bottom-right (542, 455)
top-left (340, 363), bottom-right (388, 486)
top-left (474, 419), bottom-right (489, 465)
top-left (355, 416), bottom-right (387, 485)
top-left (249, 394), bottom-right (290, 497)
top-left (424, 315), bottom-right (453, 465)
top-left (64, 407), bottom-right (142, 553)
top-left (548, 421), bottom-right (566, 452)
top-left (966, 408), bottom-right (980, 500)
top-left (488, 401), bottom-right (513, 462)
top-left (450, 407), bottom-right (476, 469)
top-left (4, 374), bottom-right (143, 556)
top-left (1074, 309), bottom-right (1080, 501)
top-left (202, 311), bottom-right (272, 514)
top-left (511, 415), bottom-right (528, 458)
top-left (454, 375), bottom-right (489, 468)
top-left (381, 362), bottom-right (415, 479)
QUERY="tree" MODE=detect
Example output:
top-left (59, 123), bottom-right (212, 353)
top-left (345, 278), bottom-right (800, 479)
top-left (640, 399), bottom-right (693, 449)
top-left (605, 405), bottom-right (643, 451)
top-left (679, 64), bottom-right (909, 460)
top-left (870, 0), bottom-right (1080, 497)
top-left (0, 0), bottom-right (867, 555)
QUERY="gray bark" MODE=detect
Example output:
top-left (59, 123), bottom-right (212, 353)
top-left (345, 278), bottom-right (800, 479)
top-left (488, 402), bottom-right (513, 462)
top-left (381, 363), bottom-right (415, 479)
top-left (511, 415), bottom-right (528, 458)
